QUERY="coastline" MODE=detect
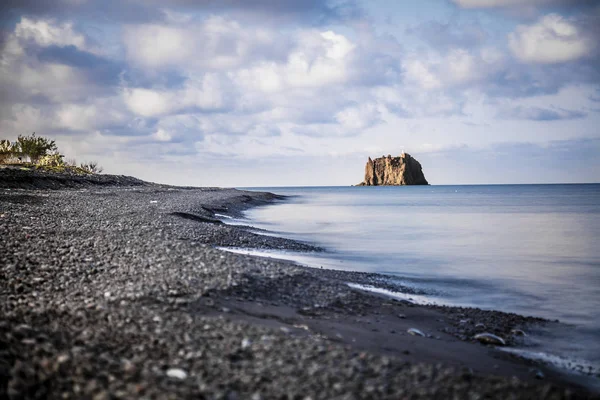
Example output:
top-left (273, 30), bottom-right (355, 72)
top-left (0, 170), bottom-right (597, 398)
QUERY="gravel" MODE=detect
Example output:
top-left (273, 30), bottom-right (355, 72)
top-left (0, 170), bottom-right (595, 399)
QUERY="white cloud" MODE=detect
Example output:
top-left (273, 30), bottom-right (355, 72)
top-left (123, 16), bottom-right (283, 71)
top-left (152, 128), bottom-right (173, 142)
top-left (123, 73), bottom-right (231, 117)
top-left (123, 25), bottom-right (189, 69)
top-left (181, 74), bottom-right (230, 111)
top-left (403, 59), bottom-right (442, 90)
top-left (123, 88), bottom-right (173, 117)
top-left (508, 14), bottom-right (593, 64)
top-left (335, 103), bottom-right (381, 131)
top-left (235, 30), bottom-right (356, 92)
top-left (402, 47), bottom-right (506, 90)
top-left (14, 17), bottom-right (87, 49)
top-left (0, 17), bottom-right (111, 104)
top-left (55, 99), bottom-right (130, 131)
top-left (0, 62), bottom-right (90, 103)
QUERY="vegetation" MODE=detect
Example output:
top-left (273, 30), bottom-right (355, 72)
top-left (80, 161), bottom-right (103, 174)
top-left (16, 133), bottom-right (57, 163)
top-left (37, 153), bottom-right (65, 167)
top-left (0, 133), bottom-right (104, 174)
top-left (0, 140), bottom-right (14, 164)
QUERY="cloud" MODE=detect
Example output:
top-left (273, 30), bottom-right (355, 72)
top-left (497, 105), bottom-right (587, 120)
top-left (233, 30), bottom-right (356, 93)
top-left (335, 103), bottom-right (382, 131)
top-left (122, 74), bottom-right (231, 117)
top-left (420, 137), bottom-right (600, 185)
top-left (152, 128), bottom-right (173, 142)
top-left (123, 17), bottom-right (289, 71)
top-left (1, 0), bottom-right (362, 25)
top-left (402, 47), bottom-right (506, 90)
top-left (0, 18), bottom-right (122, 105)
top-left (407, 19), bottom-right (488, 49)
top-left (13, 17), bottom-right (87, 49)
top-left (145, 0), bottom-right (363, 22)
top-left (37, 45), bottom-right (123, 86)
top-left (451, 0), bottom-right (597, 10)
top-left (509, 14), bottom-right (594, 64)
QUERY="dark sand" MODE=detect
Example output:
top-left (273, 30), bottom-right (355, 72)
top-left (1, 168), bottom-right (598, 399)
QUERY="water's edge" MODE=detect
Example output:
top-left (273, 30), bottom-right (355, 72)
top-left (219, 188), bottom-right (600, 385)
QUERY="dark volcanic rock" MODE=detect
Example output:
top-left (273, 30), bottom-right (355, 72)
top-left (0, 166), bottom-right (148, 189)
top-left (358, 153), bottom-right (428, 186)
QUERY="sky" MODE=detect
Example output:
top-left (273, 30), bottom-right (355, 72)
top-left (0, 0), bottom-right (599, 186)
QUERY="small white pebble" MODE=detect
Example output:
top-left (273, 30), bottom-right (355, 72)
top-left (104, 292), bottom-right (111, 298)
top-left (150, 200), bottom-right (158, 203)
top-left (407, 328), bottom-right (425, 337)
top-left (241, 338), bottom-right (251, 349)
top-left (166, 368), bottom-right (188, 380)
top-left (57, 354), bottom-right (70, 364)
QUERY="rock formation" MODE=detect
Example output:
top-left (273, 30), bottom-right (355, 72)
top-left (357, 153), bottom-right (428, 186)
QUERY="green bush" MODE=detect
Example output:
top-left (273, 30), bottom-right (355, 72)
top-left (16, 133), bottom-right (57, 163)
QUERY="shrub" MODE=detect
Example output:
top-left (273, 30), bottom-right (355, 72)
top-left (80, 161), bottom-right (103, 174)
top-left (0, 140), bottom-right (15, 164)
top-left (17, 133), bottom-right (57, 164)
top-left (37, 153), bottom-right (65, 167)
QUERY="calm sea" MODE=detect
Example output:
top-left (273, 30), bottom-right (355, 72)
top-left (234, 184), bottom-right (600, 376)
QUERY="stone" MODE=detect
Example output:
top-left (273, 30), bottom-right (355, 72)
top-left (357, 153), bottom-right (428, 186)
top-left (166, 368), bottom-right (188, 380)
top-left (473, 333), bottom-right (506, 346)
top-left (407, 328), bottom-right (425, 337)
top-left (535, 370), bottom-right (545, 380)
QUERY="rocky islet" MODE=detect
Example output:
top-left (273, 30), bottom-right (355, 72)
top-left (357, 153), bottom-right (429, 186)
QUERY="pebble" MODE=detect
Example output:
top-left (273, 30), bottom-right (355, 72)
top-left (473, 333), bottom-right (506, 346)
top-left (407, 328), bottom-right (425, 337)
top-left (535, 370), bottom-right (545, 380)
top-left (166, 368), bottom-right (188, 380)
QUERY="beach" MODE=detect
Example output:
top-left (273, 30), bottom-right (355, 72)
top-left (0, 169), bottom-right (597, 399)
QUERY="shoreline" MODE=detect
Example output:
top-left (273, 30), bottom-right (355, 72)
top-left (1, 170), bottom-right (598, 398)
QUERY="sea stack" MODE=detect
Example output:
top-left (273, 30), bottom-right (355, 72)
top-left (357, 153), bottom-right (429, 186)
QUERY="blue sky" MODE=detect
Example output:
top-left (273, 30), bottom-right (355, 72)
top-left (0, 0), bottom-right (598, 186)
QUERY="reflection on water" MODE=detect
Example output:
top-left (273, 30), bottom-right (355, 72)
top-left (237, 184), bottom-right (600, 371)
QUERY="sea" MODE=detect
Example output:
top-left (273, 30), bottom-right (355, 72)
top-left (229, 184), bottom-right (600, 379)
